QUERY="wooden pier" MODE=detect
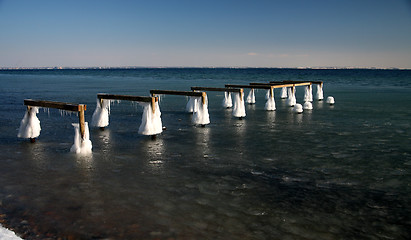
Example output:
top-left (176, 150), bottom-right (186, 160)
top-left (150, 90), bottom-right (207, 104)
top-left (97, 93), bottom-right (158, 113)
top-left (24, 99), bottom-right (87, 140)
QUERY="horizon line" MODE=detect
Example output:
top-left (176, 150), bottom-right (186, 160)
top-left (1, 66), bottom-right (409, 71)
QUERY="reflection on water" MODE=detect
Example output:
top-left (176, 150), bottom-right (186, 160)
top-left (1, 69), bottom-right (411, 239)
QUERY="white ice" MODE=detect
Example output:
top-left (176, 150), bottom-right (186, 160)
top-left (280, 87), bottom-right (288, 99)
top-left (70, 122), bottom-right (92, 154)
top-left (185, 96), bottom-right (197, 113)
top-left (264, 90), bottom-right (276, 111)
top-left (293, 103), bottom-right (303, 113)
top-left (326, 96), bottom-right (335, 105)
top-left (91, 99), bottom-right (111, 128)
top-left (17, 106), bottom-right (41, 139)
top-left (287, 87), bottom-right (296, 107)
top-left (304, 85), bottom-right (313, 102)
top-left (0, 224), bottom-right (23, 240)
top-left (192, 96), bottom-right (210, 125)
top-left (246, 89), bottom-right (255, 104)
top-left (316, 84), bottom-right (324, 100)
top-left (303, 101), bottom-right (313, 110)
top-left (222, 92), bottom-right (233, 108)
top-left (138, 101), bottom-right (163, 135)
top-left (232, 92), bottom-right (246, 118)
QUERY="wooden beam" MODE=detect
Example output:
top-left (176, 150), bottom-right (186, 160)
top-left (249, 83), bottom-right (296, 88)
top-left (191, 87), bottom-right (243, 93)
top-left (24, 99), bottom-right (86, 112)
top-left (78, 104), bottom-right (86, 139)
top-left (225, 84), bottom-right (272, 89)
top-left (97, 93), bottom-right (155, 103)
top-left (150, 89), bottom-right (204, 97)
top-left (270, 80), bottom-right (323, 85)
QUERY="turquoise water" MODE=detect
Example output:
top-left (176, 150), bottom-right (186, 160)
top-left (0, 68), bottom-right (410, 239)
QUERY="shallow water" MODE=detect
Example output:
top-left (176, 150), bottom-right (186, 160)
top-left (1, 68), bottom-right (411, 239)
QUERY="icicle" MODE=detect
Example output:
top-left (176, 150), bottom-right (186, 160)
top-left (287, 87), bottom-right (296, 107)
top-left (303, 101), bottom-right (313, 110)
top-left (316, 84), bottom-right (324, 100)
top-left (139, 101), bottom-right (163, 135)
top-left (70, 122), bottom-right (92, 154)
top-left (192, 95), bottom-right (210, 125)
top-left (232, 92), bottom-right (246, 118)
top-left (280, 87), bottom-right (288, 99)
top-left (91, 99), bottom-right (111, 128)
top-left (222, 92), bottom-right (233, 108)
top-left (186, 96), bottom-right (196, 113)
top-left (18, 107), bottom-right (41, 139)
top-left (264, 89), bottom-right (276, 111)
top-left (304, 85), bottom-right (313, 102)
top-left (246, 89), bottom-right (256, 104)
top-left (293, 104), bottom-right (303, 113)
top-left (326, 96), bottom-right (335, 105)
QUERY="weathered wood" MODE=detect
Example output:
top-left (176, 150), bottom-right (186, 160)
top-left (249, 83), bottom-right (296, 88)
top-left (151, 96), bottom-right (156, 114)
top-left (225, 84), bottom-right (272, 89)
top-left (270, 80), bottom-right (323, 85)
top-left (191, 87), bottom-right (243, 93)
top-left (24, 99), bottom-right (86, 112)
top-left (97, 93), bottom-right (154, 103)
top-left (78, 104), bottom-right (86, 139)
top-left (150, 89), bottom-right (205, 97)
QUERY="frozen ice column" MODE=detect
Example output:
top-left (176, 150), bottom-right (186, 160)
top-left (192, 94), bottom-right (210, 126)
top-left (246, 88), bottom-right (256, 104)
top-left (264, 88), bottom-right (276, 111)
top-left (232, 91), bottom-right (246, 118)
top-left (91, 98), bottom-right (111, 128)
top-left (139, 100), bottom-right (163, 135)
top-left (18, 106), bottom-right (41, 140)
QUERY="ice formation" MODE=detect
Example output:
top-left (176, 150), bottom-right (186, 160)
top-left (316, 84), bottom-right (324, 100)
top-left (303, 101), bottom-right (313, 110)
top-left (185, 96), bottom-right (196, 113)
top-left (91, 99), bottom-right (111, 128)
top-left (138, 101), bottom-right (163, 135)
top-left (70, 122), bottom-right (92, 154)
top-left (222, 92), bottom-right (233, 108)
top-left (264, 90), bottom-right (276, 111)
top-left (326, 96), bottom-right (335, 105)
top-left (280, 87), bottom-right (288, 99)
top-left (232, 92), bottom-right (246, 118)
top-left (304, 85), bottom-right (313, 102)
top-left (246, 89), bottom-right (256, 104)
top-left (192, 96), bottom-right (210, 125)
top-left (18, 107), bottom-right (41, 139)
top-left (293, 103), bottom-right (303, 113)
top-left (287, 87), bottom-right (296, 107)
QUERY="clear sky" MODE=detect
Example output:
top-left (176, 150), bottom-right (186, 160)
top-left (1, 0), bottom-right (411, 68)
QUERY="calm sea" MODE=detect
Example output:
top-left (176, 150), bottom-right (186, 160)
top-left (0, 68), bottom-right (410, 239)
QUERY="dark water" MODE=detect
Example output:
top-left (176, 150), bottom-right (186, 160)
top-left (1, 68), bottom-right (411, 239)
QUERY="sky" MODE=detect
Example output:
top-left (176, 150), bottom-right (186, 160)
top-left (1, 0), bottom-right (411, 69)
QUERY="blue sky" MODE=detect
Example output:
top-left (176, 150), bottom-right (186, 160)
top-left (1, 0), bottom-right (411, 68)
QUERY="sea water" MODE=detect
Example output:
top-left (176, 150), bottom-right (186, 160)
top-left (0, 68), bottom-right (410, 239)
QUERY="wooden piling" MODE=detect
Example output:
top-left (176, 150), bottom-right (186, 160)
top-left (78, 104), bottom-right (86, 139)
top-left (23, 99), bottom-right (88, 141)
top-left (150, 89), bottom-right (205, 97)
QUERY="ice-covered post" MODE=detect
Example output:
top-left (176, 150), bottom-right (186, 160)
top-left (18, 105), bottom-right (41, 143)
top-left (264, 86), bottom-right (276, 111)
top-left (287, 85), bottom-right (296, 107)
top-left (246, 88), bottom-right (256, 104)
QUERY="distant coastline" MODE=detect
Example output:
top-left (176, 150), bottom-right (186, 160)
top-left (0, 66), bottom-right (408, 71)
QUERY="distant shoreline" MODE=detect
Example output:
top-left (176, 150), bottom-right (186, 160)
top-left (0, 66), bottom-right (409, 71)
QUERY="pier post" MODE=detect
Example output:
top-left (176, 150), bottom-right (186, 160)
top-left (78, 104), bottom-right (86, 140)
